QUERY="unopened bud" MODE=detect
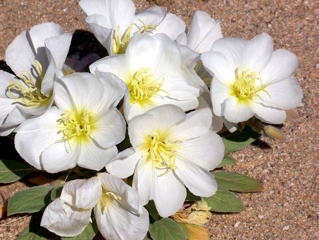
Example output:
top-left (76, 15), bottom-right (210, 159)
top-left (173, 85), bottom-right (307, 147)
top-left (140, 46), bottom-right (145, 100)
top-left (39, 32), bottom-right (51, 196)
top-left (264, 125), bottom-right (287, 142)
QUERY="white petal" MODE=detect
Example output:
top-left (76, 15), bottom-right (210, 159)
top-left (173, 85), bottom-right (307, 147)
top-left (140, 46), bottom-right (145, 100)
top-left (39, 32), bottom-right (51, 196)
top-left (41, 141), bottom-right (79, 173)
top-left (155, 13), bottom-right (186, 40)
top-left (132, 6), bottom-right (166, 34)
top-left (90, 108), bottom-right (126, 149)
top-left (14, 107), bottom-right (62, 170)
top-left (0, 107), bottom-right (30, 136)
top-left (260, 49), bottom-right (299, 84)
top-left (210, 37), bottom-right (247, 68)
top-left (223, 96), bottom-right (255, 123)
top-left (60, 177), bottom-right (102, 210)
top-left (133, 158), bottom-right (154, 205)
top-left (175, 157), bottom-right (218, 197)
top-left (45, 33), bottom-right (72, 70)
top-left (94, 201), bottom-right (149, 240)
top-left (85, 15), bottom-right (112, 50)
top-left (78, 142), bottom-right (118, 171)
top-left (187, 10), bottom-right (223, 53)
top-left (242, 33), bottom-right (273, 72)
top-left (176, 43), bottom-right (200, 67)
top-left (128, 105), bottom-right (186, 149)
top-left (98, 173), bottom-right (143, 215)
top-left (256, 77), bottom-right (302, 110)
top-left (153, 170), bottom-right (186, 217)
top-left (178, 131), bottom-right (224, 170)
top-left (5, 30), bottom-right (35, 75)
top-left (250, 102), bottom-right (287, 124)
top-left (171, 108), bottom-right (212, 140)
top-left (41, 198), bottom-right (91, 237)
top-left (106, 149), bottom-right (141, 178)
top-left (0, 70), bottom-right (17, 97)
top-left (210, 78), bottom-right (231, 116)
top-left (201, 51), bottom-right (235, 85)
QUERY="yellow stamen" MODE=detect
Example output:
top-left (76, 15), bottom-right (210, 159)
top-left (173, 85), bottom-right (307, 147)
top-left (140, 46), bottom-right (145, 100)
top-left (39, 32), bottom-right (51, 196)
top-left (231, 66), bottom-right (271, 103)
top-left (111, 19), bottom-right (157, 55)
top-left (57, 109), bottom-right (96, 149)
top-left (127, 68), bottom-right (166, 107)
top-left (141, 129), bottom-right (182, 176)
top-left (97, 187), bottom-right (122, 214)
top-left (7, 60), bottom-right (49, 107)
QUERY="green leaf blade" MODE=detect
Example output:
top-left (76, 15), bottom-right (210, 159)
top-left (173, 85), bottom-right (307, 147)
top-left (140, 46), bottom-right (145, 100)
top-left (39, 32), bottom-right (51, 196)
top-left (17, 220), bottom-right (52, 240)
top-left (204, 187), bottom-right (244, 212)
top-left (8, 186), bottom-right (53, 215)
top-left (221, 126), bottom-right (260, 154)
top-left (0, 159), bottom-right (34, 183)
top-left (217, 156), bottom-right (236, 168)
top-left (149, 218), bottom-right (186, 240)
top-left (214, 172), bottom-right (263, 192)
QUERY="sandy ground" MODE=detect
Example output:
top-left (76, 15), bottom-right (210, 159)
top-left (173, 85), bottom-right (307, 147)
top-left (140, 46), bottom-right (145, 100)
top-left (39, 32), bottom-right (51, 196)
top-left (0, 0), bottom-right (318, 239)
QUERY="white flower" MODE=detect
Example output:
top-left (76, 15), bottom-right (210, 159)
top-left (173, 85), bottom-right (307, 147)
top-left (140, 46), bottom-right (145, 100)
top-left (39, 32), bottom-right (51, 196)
top-left (79, 0), bottom-right (185, 55)
top-left (176, 10), bottom-right (223, 93)
top-left (41, 173), bottom-right (149, 240)
top-left (106, 105), bottom-right (224, 217)
top-left (0, 22), bottom-right (72, 136)
top-left (14, 72), bottom-right (126, 173)
top-left (201, 33), bottom-right (303, 124)
top-left (90, 33), bottom-right (200, 120)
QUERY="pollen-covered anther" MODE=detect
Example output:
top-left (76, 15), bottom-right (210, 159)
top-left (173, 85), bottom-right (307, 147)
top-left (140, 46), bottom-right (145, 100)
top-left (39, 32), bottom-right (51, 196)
top-left (57, 109), bottom-right (95, 146)
top-left (128, 68), bottom-right (164, 105)
top-left (145, 132), bottom-right (181, 176)
top-left (7, 60), bottom-right (48, 107)
top-left (233, 66), bottom-right (271, 100)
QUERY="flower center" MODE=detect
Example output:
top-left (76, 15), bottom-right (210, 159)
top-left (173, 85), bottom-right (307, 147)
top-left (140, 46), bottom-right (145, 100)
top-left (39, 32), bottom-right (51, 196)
top-left (57, 109), bottom-right (96, 147)
top-left (98, 187), bottom-right (122, 214)
top-left (111, 19), bottom-right (157, 55)
top-left (232, 66), bottom-right (271, 102)
top-left (127, 68), bottom-right (164, 106)
top-left (142, 130), bottom-right (181, 176)
top-left (7, 60), bottom-right (49, 107)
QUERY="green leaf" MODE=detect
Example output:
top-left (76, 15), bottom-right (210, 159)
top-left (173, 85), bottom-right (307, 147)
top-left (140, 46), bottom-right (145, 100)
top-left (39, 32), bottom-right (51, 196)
top-left (61, 220), bottom-right (98, 240)
top-left (144, 237), bottom-right (151, 240)
top-left (149, 218), bottom-right (186, 240)
top-left (7, 132), bottom-right (16, 140)
top-left (217, 156), bottom-right (236, 168)
top-left (186, 188), bottom-right (201, 201)
top-left (18, 220), bottom-right (52, 240)
top-left (8, 186), bottom-right (53, 215)
top-left (221, 126), bottom-right (260, 154)
top-left (145, 200), bottom-right (160, 221)
top-left (51, 184), bottom-right (64, 201)
top-left (0, 159), bottom-right (34, 183)
top-left (213, 172), bottom-right (263, 192)
top-left (204, 187), bottom-right (244, 212)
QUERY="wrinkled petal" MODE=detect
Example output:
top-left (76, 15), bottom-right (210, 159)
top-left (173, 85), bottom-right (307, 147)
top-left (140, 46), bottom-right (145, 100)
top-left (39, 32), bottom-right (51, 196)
top-left (41, 198), bottom-right (91, 237)
top-left (61, 177), bottom-right (102, 210)
top-left (250, 102), bottom-right (287, 124)
top-left (94, 201), bottom-right (149, 240)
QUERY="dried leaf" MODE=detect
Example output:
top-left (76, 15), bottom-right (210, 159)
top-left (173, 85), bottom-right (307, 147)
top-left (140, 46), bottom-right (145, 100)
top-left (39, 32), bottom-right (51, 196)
top-left (171, 200), bottom-right (212, 226)
top-left (0, 190), bottom-right (9, 218)
top-left (177, 223), bottom-right (210, 240)
top-left (28, 176), bottom-right (55, 186)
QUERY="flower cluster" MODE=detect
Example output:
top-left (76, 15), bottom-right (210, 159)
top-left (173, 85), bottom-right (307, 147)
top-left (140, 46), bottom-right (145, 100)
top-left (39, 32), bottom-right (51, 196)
top-left (0, 0), bottom-right (302, 239)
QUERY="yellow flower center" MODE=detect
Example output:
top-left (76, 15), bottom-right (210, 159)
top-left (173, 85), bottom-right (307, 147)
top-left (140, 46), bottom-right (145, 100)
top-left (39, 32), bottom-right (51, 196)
top-left (141, 129), bottom-right (182, 176)
top-left (231, 66), bottom-right (271, 103)
top-left (57, 109), bottom-right (96, 148)
top-left (111, 19), bottom-right (157, 55)
top-left (127, 68), bottom-right (165, 107)
top-left (97, 187), bottom-right (122, 213)
top-left (7, 60), bottom-right (50, 107)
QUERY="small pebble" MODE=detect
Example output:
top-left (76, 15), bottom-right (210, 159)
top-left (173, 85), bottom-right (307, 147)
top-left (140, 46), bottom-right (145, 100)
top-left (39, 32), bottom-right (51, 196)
top-left (283, 225), bottom-right (290, 231)
top-left (258, 214), bottom-right (264, 219)
top-left (316, 63), bottom-right (319, 69)
top-left (234, 221), bottom-right (241, 228)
